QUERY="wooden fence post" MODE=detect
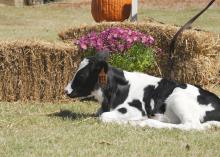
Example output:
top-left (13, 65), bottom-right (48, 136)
top-left (131, 0), bottom-right (138, 22)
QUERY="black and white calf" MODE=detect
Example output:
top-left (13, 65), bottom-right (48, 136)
top-left (64, 53), bottom-right (220, 130)
top-left (64, 0), bottom-right (219, 130)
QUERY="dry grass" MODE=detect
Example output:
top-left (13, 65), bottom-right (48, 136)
top-left (0, 101), bottom-right (220, 157)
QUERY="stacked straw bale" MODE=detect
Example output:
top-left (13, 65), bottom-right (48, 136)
top-left (59, 21), bottom-right (220, 88)
top-left (0, 40), bottom-right (80, 101)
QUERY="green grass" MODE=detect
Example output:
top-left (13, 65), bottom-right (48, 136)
top-left (139, 7), bottom-right (220, 33)
top-left (0, 101), bottom-right (220, 157)
top-left (0, 4), bottom-right (92, 41)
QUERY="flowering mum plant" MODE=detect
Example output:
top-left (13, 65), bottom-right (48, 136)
top-left (76, 27), bottom-right (155, 53)
top-left (76, 27), bottom-right (162, 72)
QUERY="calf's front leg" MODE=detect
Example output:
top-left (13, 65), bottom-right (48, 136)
top-left (100, 106), bottom-right (144, 124)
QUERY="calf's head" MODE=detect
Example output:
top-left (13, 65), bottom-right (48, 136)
top-left (64, 52), bottom-right (109, 98)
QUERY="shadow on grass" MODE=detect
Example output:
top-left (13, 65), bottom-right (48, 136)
top-left (48, 110), bottom-right (96, 120)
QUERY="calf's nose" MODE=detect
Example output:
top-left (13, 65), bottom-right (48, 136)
top-left (64, 89), bottom-right (68, 95)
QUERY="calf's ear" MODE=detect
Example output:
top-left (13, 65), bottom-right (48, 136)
top-left (96, 61), bottom-right (108, 86)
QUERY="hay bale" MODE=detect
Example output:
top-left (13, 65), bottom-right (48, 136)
top-left (0, 40), bottom-right (80, 101)
top-left (59, 21), bottom-right (220, 87)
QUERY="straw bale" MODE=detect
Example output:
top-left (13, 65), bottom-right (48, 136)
top-left (0, 40), bottom-right (80, 101)
top-left (59, 21), bottom-right (220, 87)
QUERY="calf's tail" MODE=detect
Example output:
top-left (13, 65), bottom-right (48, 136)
top-left (168, 0), bottom-right (216, 79)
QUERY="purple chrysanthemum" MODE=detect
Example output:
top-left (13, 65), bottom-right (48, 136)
top-left (75, 27), bottom-right (156, 53)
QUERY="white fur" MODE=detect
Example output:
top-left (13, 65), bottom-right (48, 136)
top-left (101, 104), bottom-right (143, 123)
top-left (150, 99), bottom-right (155, 110)
top-left (64, 82), bottom-right (73, 94)
top-left (78, 58), bottom-right (89, 71)
top-left (164, 86), bottom-right (214, 124)
top-left (123, 71), bottom-right (161, 115)
top-left (64, 59), bottom-right (89, 94)
top-left (91, 88), bottom-right (104, 104)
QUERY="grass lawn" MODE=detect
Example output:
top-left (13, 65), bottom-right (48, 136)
top-left (0, 1), bottom-right (220, 41)
top-left (1, 101), bottom-right (220, 157)
top-left (0, 1), bottom-right (220, 156)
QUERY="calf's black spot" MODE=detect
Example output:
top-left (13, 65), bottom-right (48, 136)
top-left (197, 87), bottom-right (220, 110)
top-left (203, 110), bottom-right (220, 122)
top-left (111, 84), bottom-right (130, 109)
top-left (143, 79), bottom-right (187, 116)
top-left (143, 85), bottom-right (155, 116)
top-left (118, 108), bottom-right (127, 114)
top-left (128, 99), bottom-right (145, 116)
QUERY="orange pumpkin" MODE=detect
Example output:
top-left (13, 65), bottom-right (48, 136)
top-left (91, 0), bottom-right (132, 22)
